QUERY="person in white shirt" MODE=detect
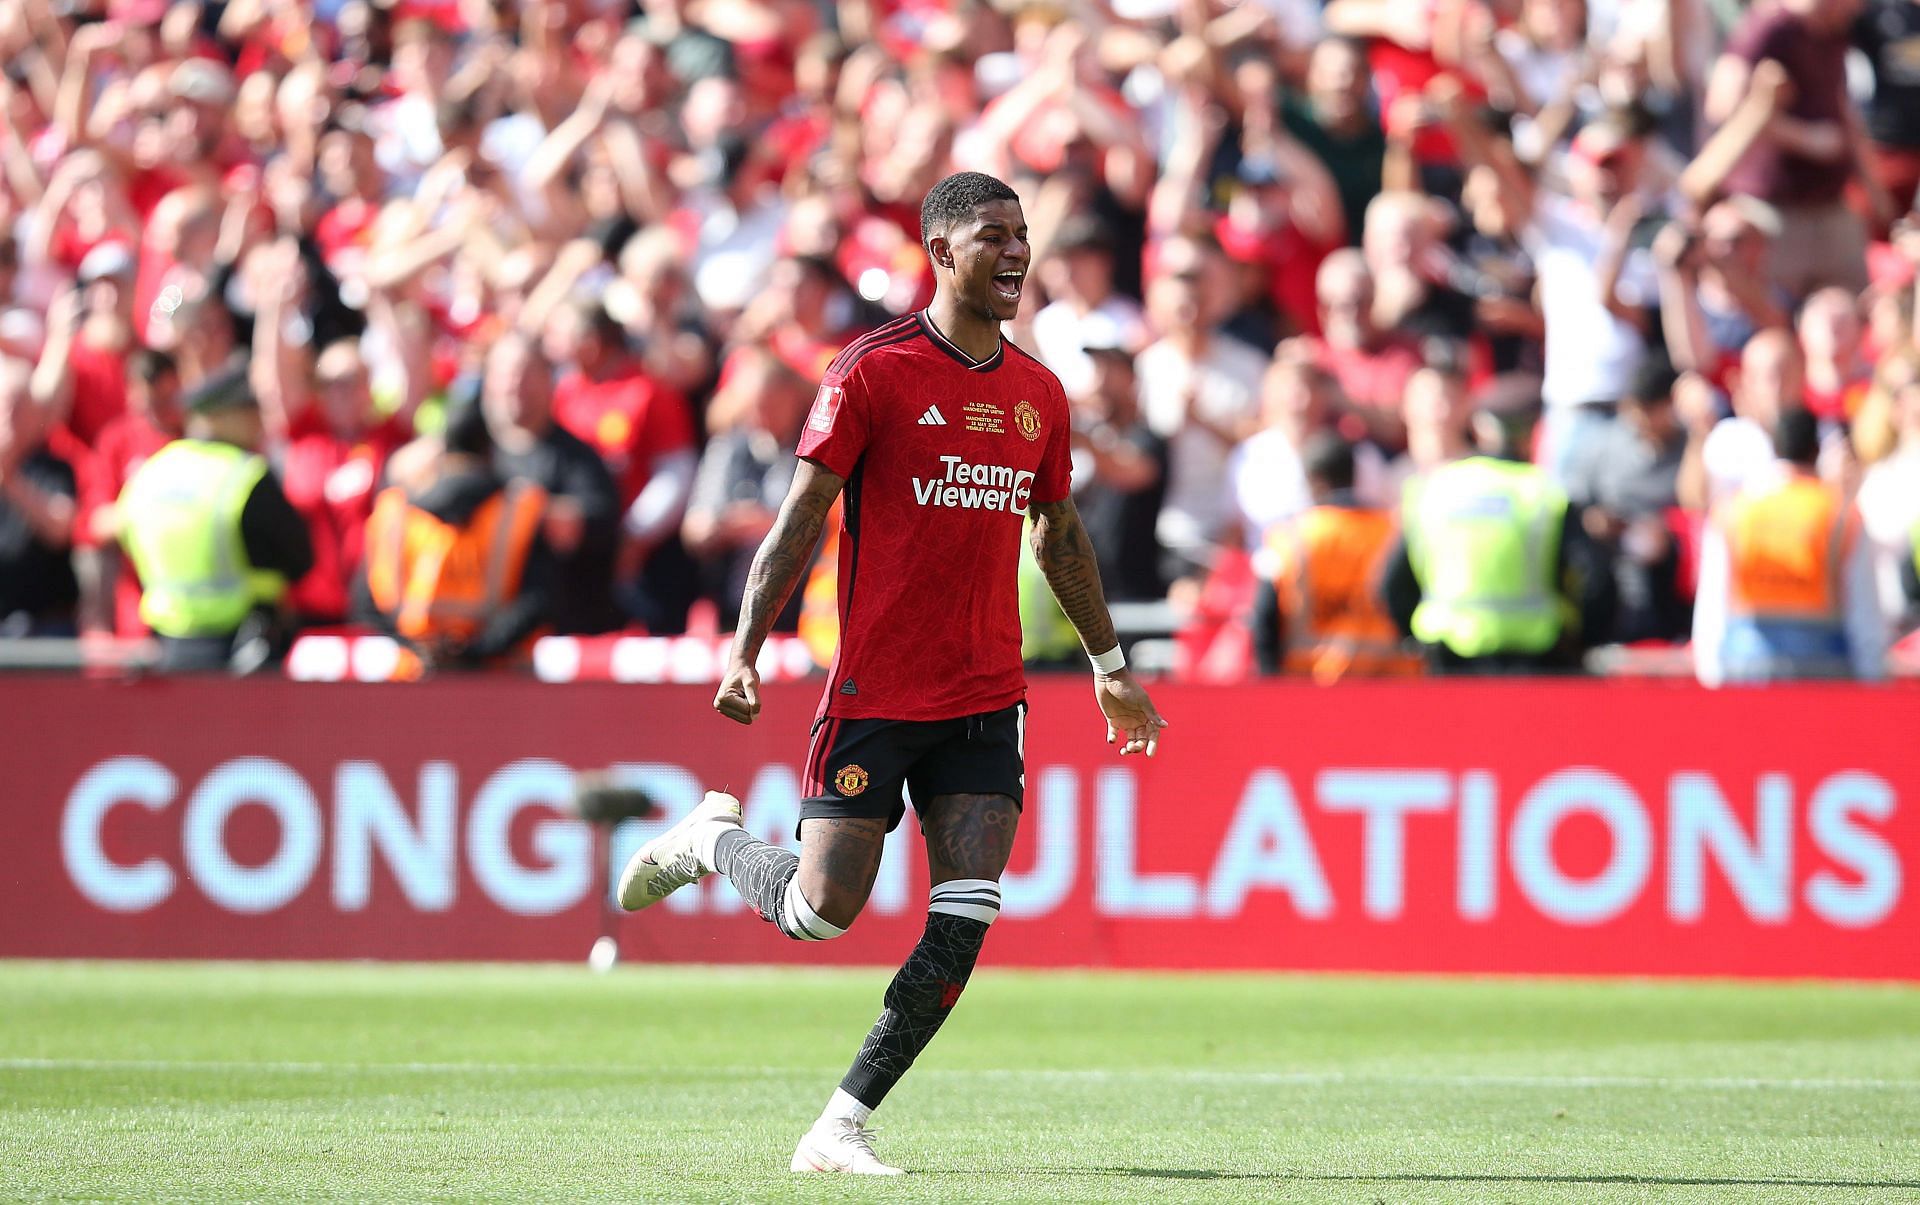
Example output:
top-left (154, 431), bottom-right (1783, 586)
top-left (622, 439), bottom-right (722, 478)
top-left (1030, 217), bottom-right (1149, 400)
top-left (1135, 234), bottom-right (1268, 578)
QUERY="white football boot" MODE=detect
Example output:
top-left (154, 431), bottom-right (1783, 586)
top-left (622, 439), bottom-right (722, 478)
top-left (790, 1118), bottom-right (905, 1176)
top-left (615, 791), bottom-right (742, 912)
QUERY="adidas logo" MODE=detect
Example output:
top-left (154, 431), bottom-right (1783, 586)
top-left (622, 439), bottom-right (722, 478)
top-left (840, 678), bottom-right (859, 696)
top-left (917, 405), bottom-right (947, 426)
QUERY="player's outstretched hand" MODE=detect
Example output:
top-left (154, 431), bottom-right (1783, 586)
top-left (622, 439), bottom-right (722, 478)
top-left (1095, 667), bottom-right (1168, 757)
top-left (714, 660), bottom-right (762, 725)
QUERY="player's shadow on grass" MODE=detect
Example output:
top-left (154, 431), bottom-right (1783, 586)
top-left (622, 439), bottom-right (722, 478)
top-left (1086, 1170), bottom-right (1920, 1190)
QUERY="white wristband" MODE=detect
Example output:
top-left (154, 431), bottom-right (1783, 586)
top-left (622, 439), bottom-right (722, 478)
top-left (1088, 644), bottom-right (1126, 675)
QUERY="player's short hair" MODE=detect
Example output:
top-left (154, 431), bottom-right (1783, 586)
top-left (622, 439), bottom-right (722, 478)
top-left (920, 171), bottom-right (1020, 254)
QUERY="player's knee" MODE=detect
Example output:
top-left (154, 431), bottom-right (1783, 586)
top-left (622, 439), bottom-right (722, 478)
top-left (777, 876), bottom-right (854, 941)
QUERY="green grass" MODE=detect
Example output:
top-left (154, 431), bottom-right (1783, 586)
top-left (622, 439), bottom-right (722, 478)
top-left (3, 964), bottom-right (1919, 1202)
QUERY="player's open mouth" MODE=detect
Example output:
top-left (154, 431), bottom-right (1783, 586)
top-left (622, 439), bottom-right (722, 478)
top-left (991, 271), bottom-right (1024, 302)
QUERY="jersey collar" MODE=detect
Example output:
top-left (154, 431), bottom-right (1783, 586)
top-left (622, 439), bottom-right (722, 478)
top-left (917, 310), bottom-right (1004, 373)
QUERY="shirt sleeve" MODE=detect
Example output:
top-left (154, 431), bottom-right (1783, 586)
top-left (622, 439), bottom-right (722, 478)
top-left (240, 470), bottom-right (317, 583)
top-left (1029, 381), bottom-right (1074, 505)
top-left (794, 360), bottom-right (872, 479)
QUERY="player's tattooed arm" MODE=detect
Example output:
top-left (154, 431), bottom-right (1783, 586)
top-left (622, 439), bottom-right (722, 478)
top-left (715, 459), bottom-right (844, 724)
top-left (1028, 496), bottom-right (1118, 656)
top-left (1031, 496), bottom-right (1168, 757)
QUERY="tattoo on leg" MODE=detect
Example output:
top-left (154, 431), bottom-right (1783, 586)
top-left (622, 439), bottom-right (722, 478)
top-left (797, 816), bottom-right (888, 927)
top-left (923, 794), bottom-right (1020, 884)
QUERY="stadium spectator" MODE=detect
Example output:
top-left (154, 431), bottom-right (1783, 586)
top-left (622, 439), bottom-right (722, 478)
top-left (1384, 375), bottom-right (1612, 672)
top-left (1680, 328), bottom-right (1803, 511)
top-left (1852, 347), bottom-right (1920, 643)
top-left (1653, 198), bottom-right (1789, 383)
top-left (1501, 108), bottom-right (1662, 483)
top-left (1693, 407), bottom-right (1884, 684)
top-left (544, 297), bottom-right (698, 633)
top-left (1029, 216), bottom-right (1147, 401)
top-left (1562, 356), bottom-right (1692, 643)
top-left (681, 344), bottom-right (810, 632)
top-left (1134, 233), bottom-right (1266, 583)
top-left (75, 346), bottom-right (182, 636)
top-left (358, 398), bottom-right (553, 676)
top-left (1253, 431), bottom-right (1421, 681)
top-left (117, 364), bottom-right (313, 673)
top-left (1797, 287), bottom-right (1874, 423)
top-left (1398, 361), bottom-right (1474, 479)
top-left (32, 246), bottom-right (136, 454)
top-left (1284, 38), bottom-right (1388, 249)
top-left (1854, 0), bottom-right (1920, 227)
top-left (1229, 351), bottom-right (1390, 548)
top-left (479, 333), bottom-right (623, 636)
top-left (1067, 326), bottom-right (1166, 604)
top-left (0, 357), bottom-right (79, 635)
top-left (1304, 249), bottom-right (1423, 450)
top-left (274, 338), bottom-right (407, 627)
top-left (1699, 0), bottom-right (1874, 295)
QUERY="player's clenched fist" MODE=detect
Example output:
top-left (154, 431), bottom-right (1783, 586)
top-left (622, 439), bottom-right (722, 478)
top-left (714, 662), bottom-right (762, 724)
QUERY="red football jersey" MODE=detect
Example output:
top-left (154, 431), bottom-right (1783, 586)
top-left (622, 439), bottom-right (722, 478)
top-left (796, 312), bottom-right (1073, 722)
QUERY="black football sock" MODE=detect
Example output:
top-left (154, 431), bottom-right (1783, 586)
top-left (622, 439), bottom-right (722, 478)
top-left (834, 880), bottom-right (1001, 1112)
top-left (711, 828), bottom-right (846, 942)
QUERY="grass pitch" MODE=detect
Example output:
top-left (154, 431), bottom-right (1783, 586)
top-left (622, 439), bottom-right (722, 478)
top-left (3, 963), bottom-right (1918, 1202)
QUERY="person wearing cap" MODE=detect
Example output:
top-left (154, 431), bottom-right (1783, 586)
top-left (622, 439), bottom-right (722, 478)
top-left (116, 362), bottom-right (314, 672)
top-left (1562, 355), bottom-right (1692, 643)
top-left (1382, 374), bottom-right (1614, 673)
top-left (1693, 407), bottom-right (1884, 684)
top-left (1069, 327), bottom-right (1166, 603)
top-left (1253, 431), bottom-right (1422, 683)
top-left (357, 395), bottom-right (554, 677)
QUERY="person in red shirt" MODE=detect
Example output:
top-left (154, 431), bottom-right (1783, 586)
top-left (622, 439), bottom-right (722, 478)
top-left (76, 348), bottom-right (183, 636)
top-left (545, 299), bottom-right (699, 632)
top-left (614, 172), bottom-right (1165, 1177)
top-left (1304, 248), bottom-right (1426, 451)
top-left (33, 245), bottom-right (138, 458)
top-left (274, 340), bottom-right (407, 625)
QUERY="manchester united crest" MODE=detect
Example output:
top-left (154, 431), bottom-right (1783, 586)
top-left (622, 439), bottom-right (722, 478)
top-left (834, 764), bottom-right (870, 796)
top-left (1013, 399), bottom-right (1041, 442)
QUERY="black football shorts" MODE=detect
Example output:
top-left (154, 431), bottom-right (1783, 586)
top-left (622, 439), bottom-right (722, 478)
top-left (799, 701), bottom-right (1028, 833)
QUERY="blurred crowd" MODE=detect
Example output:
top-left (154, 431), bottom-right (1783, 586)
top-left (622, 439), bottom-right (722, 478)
top-left (2, 0), bottom-right (1919, 679)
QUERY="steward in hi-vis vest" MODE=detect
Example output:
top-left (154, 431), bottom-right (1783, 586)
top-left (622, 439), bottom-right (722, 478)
top-left (1382, 374), bottom-right (1613, 673)
top-left (1253, 432), bottom-right (1421, 682)
top-left (1693, 406), bottom-right (1884, 684)
top-left (117, 363), bottom-right (313, 672)
top-left (356, 398), bottom-right (554, 678)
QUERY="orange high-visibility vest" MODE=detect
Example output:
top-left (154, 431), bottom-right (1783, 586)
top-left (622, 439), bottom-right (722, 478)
top-left (1720, 474), bottom-right (1852, 624)
top-left (797, 504), bottom-right (843, 669)
top-left (364, 479), bottom-right (548, 646)
top-left (1268, 505), bottom-right (1423, 684)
